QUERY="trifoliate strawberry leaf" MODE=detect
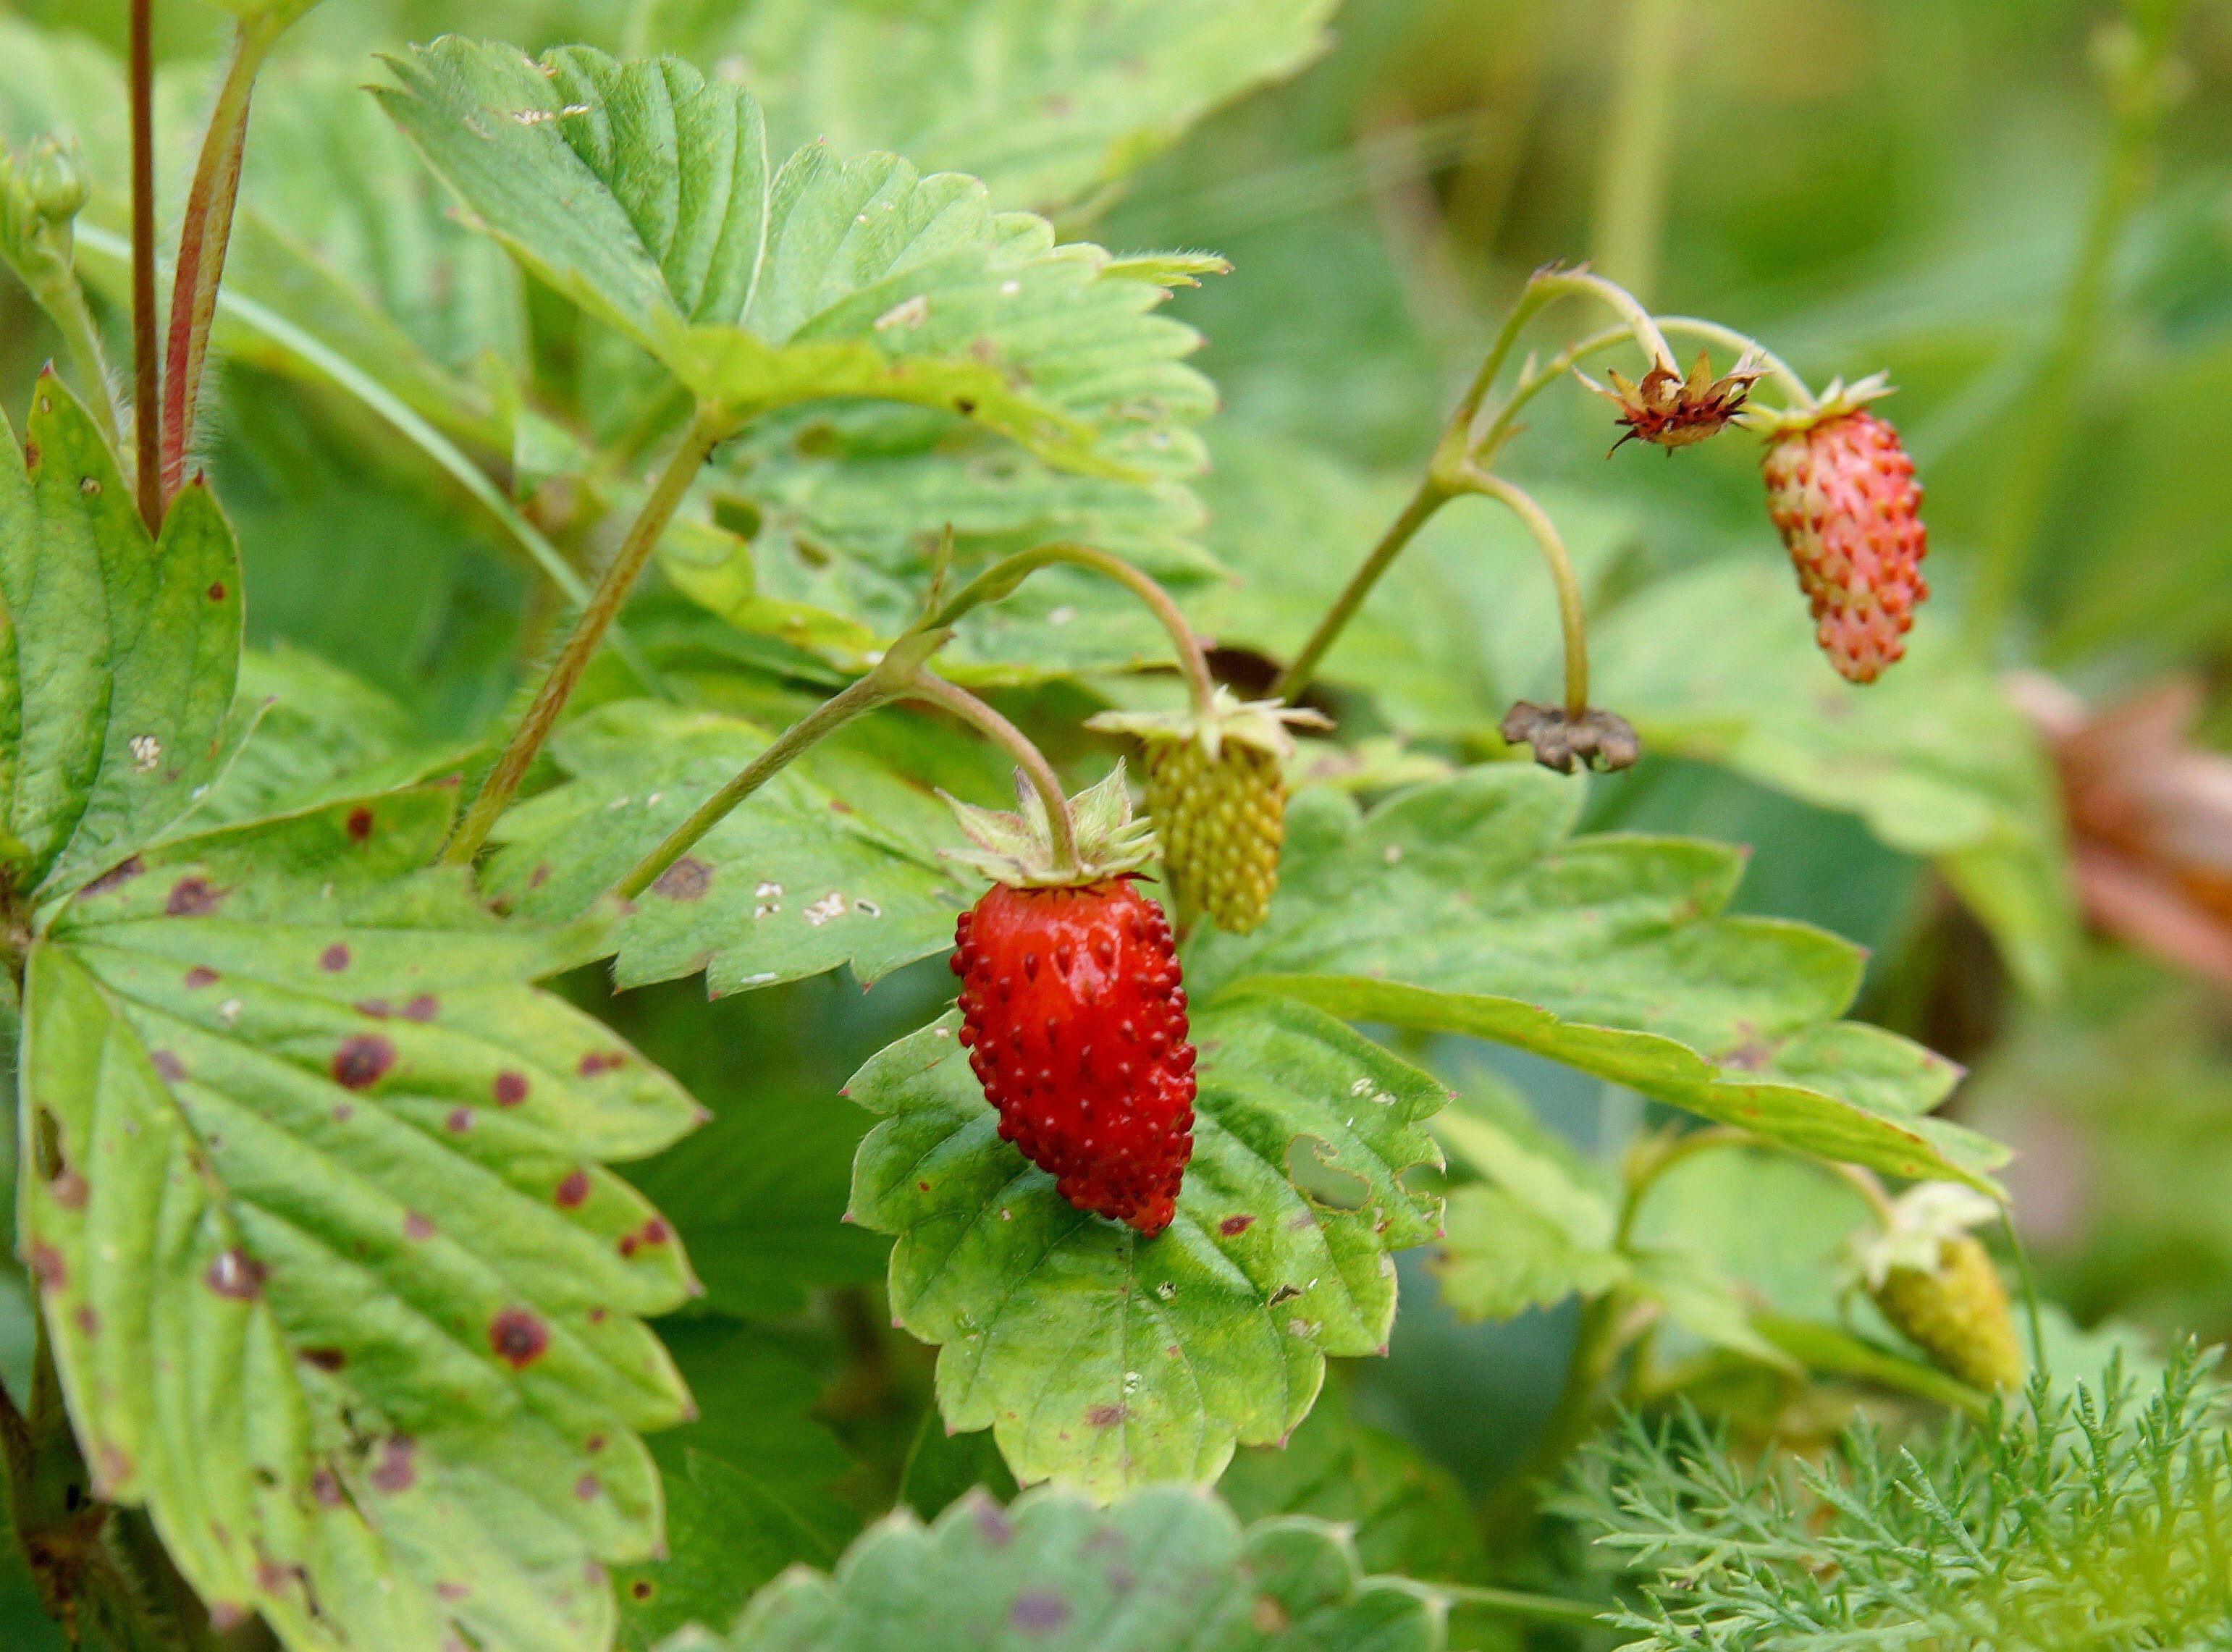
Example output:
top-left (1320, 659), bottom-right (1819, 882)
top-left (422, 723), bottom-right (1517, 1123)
top-left (1425, 1098), bottom-right (1627, 1321)
top-left (376, 42), bottom-right (1210, 480)
top-left (484, 699), bottom-right (980, 993)
top-left (1591, 559), bottom-right (2078, 997)
top-left (709, 1483), bottom-right (1444, 1651)
top-left (845, 998), bottom-right (1444, 1499)
top-left (1, 379), bottom-right (246, 904)
top-left (1188, 767), bottom-right (2005, 1193)
top-left (686, 0), bottom-right (1338, 214)
top-left (18, 789), bottom-right (704, 1652)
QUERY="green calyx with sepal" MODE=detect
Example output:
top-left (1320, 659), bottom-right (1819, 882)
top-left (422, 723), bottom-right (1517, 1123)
top-left (940, 762), bottom-right (1158, 888)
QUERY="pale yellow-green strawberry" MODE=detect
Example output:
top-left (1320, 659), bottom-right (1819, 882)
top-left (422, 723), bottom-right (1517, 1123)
top-left (1855, 1181), bottom-right (2024, 1391)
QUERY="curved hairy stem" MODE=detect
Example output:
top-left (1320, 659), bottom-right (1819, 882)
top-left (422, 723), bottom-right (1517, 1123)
top-left (1271, 478), bottom-right (1445, 704)
top-left (1459, 468), bottom-right (1590, 717)
top-left (930, 540), bottom-right (1218, 714)
top-left (161, 27), bottom-right (266, 505)
top-left (445, 402), bottom-right (731, 864)
top-left (127, 0), bottom-right (158, 530)
top-left (904, 670), bottom-right (1080, 876)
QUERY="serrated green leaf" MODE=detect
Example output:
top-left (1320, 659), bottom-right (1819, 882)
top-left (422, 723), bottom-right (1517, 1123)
top-left (0, 382), bottom-right (245, 904)
top-left (195, 646), bottom-right (476, 830)
top-left (1216, 1378), bottom-right (1487, 1585)
top-left (1189, 768), bottom-right (2005, 1192)
top-left (376, 42), bottom-right (1210, 480)
top-left (714, 1483), bottom-right (1443, 1651)
top-left (845, 998), bottom-right (1443, 1499)
top-left (1428, 1186), bottom-right (1628, 1324)
top-left (615, 1318), bottom-right (859, 1648)
top-left (20, 791), bottom-right (705, 1652)
top-left (684, 0), bottom-right (1338, 214)
top-left (485, 699), bottom-right (972, 993)
top-left (1591, 559), bottom-right (2077, 996)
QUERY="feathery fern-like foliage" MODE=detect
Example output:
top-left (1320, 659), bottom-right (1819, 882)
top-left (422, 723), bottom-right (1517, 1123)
top-left (1572, 1345), bottom-right (2232, 1651)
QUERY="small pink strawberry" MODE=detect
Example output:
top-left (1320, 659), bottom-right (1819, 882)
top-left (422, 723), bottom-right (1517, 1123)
top-left (1759, 378), bottom-right (1928, 684)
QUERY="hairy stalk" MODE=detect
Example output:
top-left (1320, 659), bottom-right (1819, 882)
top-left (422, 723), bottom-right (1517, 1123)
top-left (20, 268), bottom-right (120, 452)
top-left (445, 403), bottom-right (730, 864)
top-left (612, 661), bottom-right (919, 901)
top-left (161, 27), bottom-right (266, 504)
top-left (930, 541), bottom-right (1218, 713)
top-left (127, 0), bottom-right (159, 530)
top-left (1589, 0), bottom-right (1687, 302)
top-left (1271, 479), bottom-right (1445, 703)
top-left (1460, 468), bottom-right (1590, 717)
top-left (1968, 12), bottom-right (2186, 646)
top-left (904, 670), bottom-right (1080, 875)
top-left (1276, 266), bottom-right (1674, 702)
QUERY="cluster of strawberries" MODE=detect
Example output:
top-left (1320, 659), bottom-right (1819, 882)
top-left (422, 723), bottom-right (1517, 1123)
top-left (952, 343), bottom-right (1930, 1239)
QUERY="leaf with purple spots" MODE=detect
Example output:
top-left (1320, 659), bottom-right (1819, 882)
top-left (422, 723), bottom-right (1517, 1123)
top-left (0, 379), bottom-right (248, 905)
top-left (844, 998), bottom-right (1441, 1497)
top-left (721, 1483), bottom-right (1445, 1650)
top-left (18, 788), bottom-right (709, 1652)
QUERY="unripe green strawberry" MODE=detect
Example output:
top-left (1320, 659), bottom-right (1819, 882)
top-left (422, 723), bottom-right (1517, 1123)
top-left (1855, 1182), bottom-right (2023, 1392)
top-left (1090, 688), bottom-right (1328, 935)
top-left (1872, 1235), bottom-right (2026, 1393)
top-left (1758, 377), bottom-right (1928, 685)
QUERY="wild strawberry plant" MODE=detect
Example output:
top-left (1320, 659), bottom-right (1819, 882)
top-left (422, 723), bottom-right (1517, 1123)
top-left (0, 1), bottom-right (2208, 1648)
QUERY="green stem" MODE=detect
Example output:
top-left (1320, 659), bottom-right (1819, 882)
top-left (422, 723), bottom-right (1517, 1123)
top-left (161, 25), bottom-right (266, 505)
top-left (1588, 0), bottom-right (1687, 303)
top-left (1654, 314), bottom-right (1817, 408)
top-left (1435, 1583), bottom-right (1605, 1627)
top-left (905, 670), bottom-right (1080, 875)
top-left (445, 403), bottom-right (730, 864)
top-left (1272, 479), bottom-right (1446, 704)
top-left (2003, 1210), bottom-right (2050, 1383)
top-left (930, 541), bottom-right (1218, 713)
top-left (1966, 15), bottom-right (2183, 646)
top-left (127, 0), bottom-right (159, 531)
top-left (613, 670), bottom-right (907, 901)
top-left (24, 269), bottom-right (119, 454)
top-left (1460, 468), bottom-right (1589, 717)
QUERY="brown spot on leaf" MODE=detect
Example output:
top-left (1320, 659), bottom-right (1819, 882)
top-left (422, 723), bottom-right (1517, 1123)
top-left (355, 1000), bottom-right (392, 1019)
top-left (403, 1211), bottom-right (435, 1241)
top-left (1087, 1404), bottom-right (1128, 1429)
top-left (1218, 1214), bottom-right (1255, 1236)
top-left (184, 966), bottom-right (219, 990)
top-left (209, 1603), bottom-right (249, 1632)
top-left (332, 1034), bottom-right (394, 1090)
top-left (207, 583), bottom-right (227, 602)
top-left (320, 943), bottom-right (350, 972)
top-left (630, 1580), bottom-right (654, 1602)
top-left (299, 1347), bottom-right (346, 1373)
top-left (585, 1433), bottom-right (605, 1454)
top-left (651, 857), bottom-right (712, 901)
top-left (311, 1467), bottom-right (345, 1506)
top-left (1011, 1593), bottom-right (1071, 1633)
top-left (74, 1305), bottom-right (98, 1337)
top-left (400, 995), bottom-right (438, 1023)
top-left (434, 1581), bottom-right (470, 1602)
top-left (577, 1050), bottom-right (626, 1077)
top-left (489, 1307), bottom-right (549, 1369)
top-left (369, 1436), bottom-right (416, 1493)
top-left (83, 856), bottom-right (143, 896)
top-left (151, 1050), bottom-right (186, 1084)
top-left (573, 1474), bottom-right (600, 1500)
top-left (345, 806), bottom-right (374, 842)
top-left (444, 1108), bottom-right (472, 1134)
top-left (492, 1071), bottom-right (529, 1106)
top-left (206, 1248), bottom-right (266, 1301)
top-left (555, 1170), bottom-right (589, 1208)
top-left (256, 1559), bottom-right (288, 1593)
top-left (52, 1170), bottom-right (87, 1211)
top-left (166, 877), bottom-right (222, 916)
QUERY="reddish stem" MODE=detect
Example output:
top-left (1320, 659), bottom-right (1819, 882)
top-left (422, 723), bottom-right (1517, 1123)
top-left (161, 38), bottom-right (258, 503)
top-left (128, 0), bottom-right (159, 531)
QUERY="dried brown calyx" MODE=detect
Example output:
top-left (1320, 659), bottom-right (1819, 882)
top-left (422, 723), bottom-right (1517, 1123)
top-left (1580, 347), bottom-right (1764, 454)
top-left (1500, 702), bottom-right (1641, 774)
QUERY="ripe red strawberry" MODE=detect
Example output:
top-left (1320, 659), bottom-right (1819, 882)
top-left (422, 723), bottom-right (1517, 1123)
top-left (1760, 381), bottom-right (1929, 684)
top-left (941, 764), bottom-right (1194, 1236)
top-left (952, 880), bottom-right (1195, 1236)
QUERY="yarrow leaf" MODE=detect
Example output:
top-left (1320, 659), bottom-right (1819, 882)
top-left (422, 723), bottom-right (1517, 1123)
top-left (843, 998), bottom-right (1444, 1499)
top-left (19, 790), bottom-right (704, 1652)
